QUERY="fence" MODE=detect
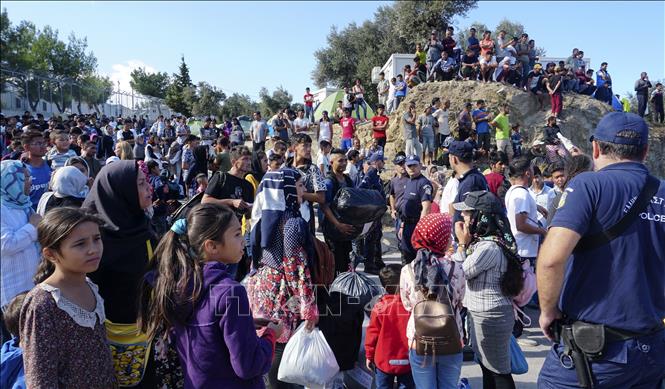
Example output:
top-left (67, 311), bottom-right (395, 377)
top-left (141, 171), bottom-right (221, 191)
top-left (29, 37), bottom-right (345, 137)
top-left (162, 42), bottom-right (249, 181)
top-left (0, 68), bottom-right (175, 120)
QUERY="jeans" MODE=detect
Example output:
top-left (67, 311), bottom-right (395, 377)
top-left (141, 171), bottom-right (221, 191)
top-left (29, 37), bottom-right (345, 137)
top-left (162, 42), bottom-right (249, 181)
top-left (405, 139), bottom-right (422, 158)
top-left (354, 98), bottom-right (368, 120)
top-left (409, 349), bottom-right (462, 389)
top-left (374, 367), bottom-right (415, 389)
top-left (305, 105), bottom-right (314, 122)
top-left (340, 138), bottom-right (353, 151)
top-left (393, 95), bottom-right (405, 112)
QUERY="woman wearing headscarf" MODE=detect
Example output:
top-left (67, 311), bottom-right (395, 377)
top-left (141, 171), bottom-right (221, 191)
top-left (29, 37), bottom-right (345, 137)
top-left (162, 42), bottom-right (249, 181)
top-left (184, 145), bottom-right (208, 198)
top-left (82, 160), bottom-right (155, 387)
top-left (452, 190), bottom-right (524, 389)
top-left (0, 161), bottom-right (41, 316)
top-left (36, 166), bottom-right (87, 216)
top-left (399, 213), bottom-right (466, 389)
top-left (246, 168), bottom-right (318, 389)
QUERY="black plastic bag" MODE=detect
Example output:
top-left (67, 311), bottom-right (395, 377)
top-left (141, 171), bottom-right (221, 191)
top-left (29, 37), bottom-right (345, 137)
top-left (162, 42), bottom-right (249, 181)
top-left (321, 219), bottom-right (376, 242)
top-left (329, 271), bottom-right (383, 307)
top-left (334, 188), bottom-right (386, 225)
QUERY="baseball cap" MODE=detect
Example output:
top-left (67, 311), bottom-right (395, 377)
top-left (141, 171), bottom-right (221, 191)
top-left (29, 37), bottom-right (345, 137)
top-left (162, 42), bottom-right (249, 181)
top-left (589, 112), bottom-right (649, 146)
top-left (405, 155), bottom-right (421, 166)
top-left (452, 190), bottom-right (504, 214)
top-left (393, 154), bottom-right (406, 164)
top-left (448, 141), bottom-right (474, 159)
top-left (368, 153), bottom-right (384, 163)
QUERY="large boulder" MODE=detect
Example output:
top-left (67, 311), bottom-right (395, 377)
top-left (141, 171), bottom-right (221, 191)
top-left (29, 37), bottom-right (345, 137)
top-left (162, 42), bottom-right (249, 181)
top-left (328, 81), bottom-right (665, 177)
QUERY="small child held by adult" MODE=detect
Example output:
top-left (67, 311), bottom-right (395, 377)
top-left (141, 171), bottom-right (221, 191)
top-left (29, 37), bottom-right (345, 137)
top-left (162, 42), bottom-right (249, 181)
top-left (138, 203), bottom-right (283, 388)
top-left (19, 207), bottom-right (116, 388)
top-left (365, 264), bottom-right (414, 389)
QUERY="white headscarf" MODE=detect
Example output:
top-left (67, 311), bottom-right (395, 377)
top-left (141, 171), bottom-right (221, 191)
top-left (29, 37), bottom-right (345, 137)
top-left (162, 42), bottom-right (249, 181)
top-left (52, 166), bottom-right (88, 198)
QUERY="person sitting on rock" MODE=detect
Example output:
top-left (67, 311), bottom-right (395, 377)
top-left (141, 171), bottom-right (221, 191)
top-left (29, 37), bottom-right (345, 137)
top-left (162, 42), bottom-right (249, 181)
top-left (460, 48), bottom-right (480, 80)
top-left (430, 51), bottom-right (457, 82)
top-left (479, 50), bottom-right (498, 82)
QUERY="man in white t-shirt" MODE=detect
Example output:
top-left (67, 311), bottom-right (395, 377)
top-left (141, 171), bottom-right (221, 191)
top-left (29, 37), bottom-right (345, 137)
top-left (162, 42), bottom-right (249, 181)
top-left (292, 109), bottom-right (311, 133)
top-left (529, 165), bottom-right (556, 227)
top-left (505, 157), bottom-right (547, 264)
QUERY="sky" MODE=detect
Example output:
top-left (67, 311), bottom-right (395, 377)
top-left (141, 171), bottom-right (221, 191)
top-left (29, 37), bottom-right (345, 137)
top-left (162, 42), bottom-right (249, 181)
top-left (3, 1), bottom-right (664, 102)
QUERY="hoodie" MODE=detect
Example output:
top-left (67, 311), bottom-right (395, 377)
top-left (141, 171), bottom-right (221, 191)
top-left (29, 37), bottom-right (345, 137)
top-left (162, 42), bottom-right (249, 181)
top-left (173, 262), bottom-right (276, 389)
top-left (364, 294), bottom-right (411, 375)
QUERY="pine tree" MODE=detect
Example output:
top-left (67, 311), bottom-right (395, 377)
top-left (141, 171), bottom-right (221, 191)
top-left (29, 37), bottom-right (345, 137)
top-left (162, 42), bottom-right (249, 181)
top-left (165, 56), bottom-right (195, 117)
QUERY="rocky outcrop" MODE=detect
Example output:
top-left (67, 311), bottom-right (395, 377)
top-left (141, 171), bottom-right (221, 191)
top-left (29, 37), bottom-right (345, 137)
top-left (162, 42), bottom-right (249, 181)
top-left (348, 81), bottom-right (664, 177)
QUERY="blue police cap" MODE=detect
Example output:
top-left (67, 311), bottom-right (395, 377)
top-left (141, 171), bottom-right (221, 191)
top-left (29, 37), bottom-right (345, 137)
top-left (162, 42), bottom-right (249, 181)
top-left (405, 155), bottom-right (421, 166)
top-left (589, 112), bottom-right (649, 146)
top-left (448, 141), bottom-right (474, 158)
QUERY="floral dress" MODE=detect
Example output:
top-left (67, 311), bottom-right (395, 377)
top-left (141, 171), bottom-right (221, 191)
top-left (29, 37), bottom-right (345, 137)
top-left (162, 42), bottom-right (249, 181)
top-left (246, 218), bottom-right (319, 343)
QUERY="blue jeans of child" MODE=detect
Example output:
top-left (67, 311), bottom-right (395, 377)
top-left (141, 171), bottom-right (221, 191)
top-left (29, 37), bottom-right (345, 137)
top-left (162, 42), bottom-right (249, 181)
top-left (340, 138), bottom-right (353, 151)
top-left (409, 349), bottom-right (462, 389)
top-left (374, 367), bottom-right (415, 389)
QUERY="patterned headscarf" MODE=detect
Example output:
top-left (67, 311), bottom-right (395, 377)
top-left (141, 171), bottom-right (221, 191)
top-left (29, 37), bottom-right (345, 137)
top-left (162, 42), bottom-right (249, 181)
top-left (411, 213), bottom-right (453, 255)
top-left (467, 209), bottom-right (518, 258)
top-left (1, 160), bottom-right (33, 212)
top-left (411, 213), bottom-right (453, 300)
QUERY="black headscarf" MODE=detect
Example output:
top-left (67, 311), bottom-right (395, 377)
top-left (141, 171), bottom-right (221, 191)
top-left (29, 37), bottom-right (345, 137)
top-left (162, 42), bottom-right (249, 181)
top-left (83, 160), bottom-right (152, 323)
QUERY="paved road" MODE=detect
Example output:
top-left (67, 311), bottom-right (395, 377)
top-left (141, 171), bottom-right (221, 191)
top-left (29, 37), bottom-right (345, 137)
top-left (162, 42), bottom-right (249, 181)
top-left (317, 227), bottom-right (550, 388)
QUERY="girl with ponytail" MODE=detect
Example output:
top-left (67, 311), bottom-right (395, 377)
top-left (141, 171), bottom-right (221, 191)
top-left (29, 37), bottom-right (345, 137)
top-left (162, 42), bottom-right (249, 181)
top-left (138, 203), bottom-right (283, 389)
top-left (20, 207), bottom-right (116, 388)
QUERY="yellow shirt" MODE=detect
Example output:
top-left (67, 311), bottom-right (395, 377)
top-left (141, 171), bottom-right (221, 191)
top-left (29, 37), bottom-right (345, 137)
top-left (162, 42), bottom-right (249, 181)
top-left (492, 113), bottom-right (511, 140)
top-left (415, 50), bottom-right (426, 65)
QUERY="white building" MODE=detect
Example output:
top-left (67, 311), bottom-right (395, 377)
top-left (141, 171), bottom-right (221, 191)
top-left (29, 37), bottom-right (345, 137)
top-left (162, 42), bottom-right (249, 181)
top-left (372, 54), bottom-right (415, 84)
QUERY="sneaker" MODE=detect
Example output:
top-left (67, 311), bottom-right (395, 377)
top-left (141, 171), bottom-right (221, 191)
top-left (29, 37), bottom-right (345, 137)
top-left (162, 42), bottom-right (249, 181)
top-left (517, 338), bottom-right (538, 347)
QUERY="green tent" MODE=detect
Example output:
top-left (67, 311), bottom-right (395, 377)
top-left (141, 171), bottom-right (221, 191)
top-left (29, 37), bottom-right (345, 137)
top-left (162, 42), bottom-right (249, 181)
top-left (313, 90), bottom-right (375, 122)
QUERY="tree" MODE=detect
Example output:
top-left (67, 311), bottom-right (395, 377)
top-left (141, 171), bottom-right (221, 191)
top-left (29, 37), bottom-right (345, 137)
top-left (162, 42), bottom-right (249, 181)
top-left (312, 1), bottom-right (477, 107)
top-left (258, 86), bottom-right (293, 117)
top-left (219, 93), bottom-right (258, 120)
top-left (493, 18), bottom-right (546, 57)
top-left (192, 81), bottom-right (226, 117)
top-left (130, 67), bottom-right (170, 98)
top-left (81, 74), bottom-right (113, 114)
top-left (393, 1), bottom-right (478, 46)
top-left (165, 56), bottom-right (195, 117)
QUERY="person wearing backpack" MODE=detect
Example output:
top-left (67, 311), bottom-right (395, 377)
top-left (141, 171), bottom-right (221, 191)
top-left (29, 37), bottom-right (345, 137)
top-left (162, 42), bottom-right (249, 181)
top-left (399, 213), bottom-right (466, 389)
top-left (452, 190), bottom-right (524, 389)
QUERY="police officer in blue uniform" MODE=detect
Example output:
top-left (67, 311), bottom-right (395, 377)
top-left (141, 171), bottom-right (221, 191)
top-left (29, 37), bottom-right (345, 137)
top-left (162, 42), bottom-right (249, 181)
top-left (359, 152), bottom-right (387, 274)
top-left (537, 112), bottom-right (665, 388)
top-left (397, 155), bottom-right (433, 264)
top-left (448, 141), bottom-right (488, 223)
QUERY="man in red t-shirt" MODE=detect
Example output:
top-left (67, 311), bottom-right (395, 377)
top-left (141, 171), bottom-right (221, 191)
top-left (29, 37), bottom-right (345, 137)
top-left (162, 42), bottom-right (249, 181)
top-left (371, 104), bottom-right (389, 148)
top-left (339, 108), bottom-right (356, 151)
top-left (484, 150), bottom-right (510, 201)
top-left (304, 87), bottom-right (314, 122)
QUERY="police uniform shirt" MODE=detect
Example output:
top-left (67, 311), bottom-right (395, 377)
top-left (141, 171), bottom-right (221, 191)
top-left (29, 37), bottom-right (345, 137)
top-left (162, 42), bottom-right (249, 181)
top-left (389, 174), bottom-right (409, 206)
top-left (398, 174), bottom-right (433, 221)
top-left (551, 162), bottom-right (665, 333)
top-left (452, 167), bottom-right (489, 223)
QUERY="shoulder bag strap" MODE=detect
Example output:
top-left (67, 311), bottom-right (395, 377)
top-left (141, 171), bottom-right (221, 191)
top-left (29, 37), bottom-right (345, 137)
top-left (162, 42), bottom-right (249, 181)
top-left (575, 175), bottom-right (660, 252)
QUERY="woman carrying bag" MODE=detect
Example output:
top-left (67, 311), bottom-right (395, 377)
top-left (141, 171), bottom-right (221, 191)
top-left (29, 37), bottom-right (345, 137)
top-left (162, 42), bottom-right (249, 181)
top-left (399, 213), bottom-right (466, 389)
top-left (452, 190), bottom-right (524, 389)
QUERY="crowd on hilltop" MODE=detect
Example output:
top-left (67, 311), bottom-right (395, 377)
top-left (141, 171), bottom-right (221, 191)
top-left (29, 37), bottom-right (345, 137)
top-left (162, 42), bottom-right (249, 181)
top-left (0, 24), bottom-right (663, 389)
top-left (373, 26), bottom-right (664, 124)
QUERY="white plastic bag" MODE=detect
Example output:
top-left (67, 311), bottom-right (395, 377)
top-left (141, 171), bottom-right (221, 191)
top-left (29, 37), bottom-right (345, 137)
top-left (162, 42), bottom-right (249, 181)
top-left (278, 323), bottom-right (340, 389)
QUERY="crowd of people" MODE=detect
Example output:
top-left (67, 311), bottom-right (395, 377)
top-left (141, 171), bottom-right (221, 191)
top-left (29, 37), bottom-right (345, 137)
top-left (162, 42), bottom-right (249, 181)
top-left (0, 25), bottom-right (663, 389)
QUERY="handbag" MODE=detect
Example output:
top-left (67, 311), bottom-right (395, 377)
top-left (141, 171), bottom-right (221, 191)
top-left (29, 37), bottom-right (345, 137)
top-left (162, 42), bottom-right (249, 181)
top-left (105, 321), bottom-right (152, 387)
top-left (311, 236), bottom-right (335, 287)
top-left (409, 262), bottom-right (462, 357)
top-left (509, 335), bottom-right (528, 375)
